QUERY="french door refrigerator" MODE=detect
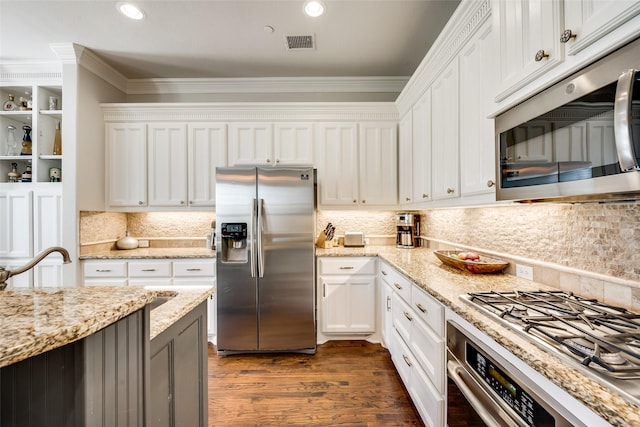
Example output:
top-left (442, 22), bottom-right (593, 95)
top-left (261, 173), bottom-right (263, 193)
top-left (215, 166), bottom-right (316, 355)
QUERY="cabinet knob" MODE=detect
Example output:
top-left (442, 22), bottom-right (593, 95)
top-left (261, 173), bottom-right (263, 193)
top-left (362, 200), bottom-right (366, 204)
top-left (422, 193), bottom-right (428, 199)
top-left (447, 187), bottom-right (455, 194)
top-left (353, 200), bottom-right (357, 203)
top-left (534, 49), bottom-right (549, 62)
top-left (276, 159), bottom-right (280, 164)
top-left (266, 158), bottom-right (271, 163)
top-left (405, 197), bottom-right (411, 202)
top-left (138, 201), bottom-right (144, 205)
top-left (560, 29), bottom-right (576, 43)
top-left (189, 200), bottom-right (193, 204)
top-left (394, 283), bottom-right (402, 290)
top-left (487, 180), bottom-right (495, 188)
top-left (180, 200), bottom-right (185, 205)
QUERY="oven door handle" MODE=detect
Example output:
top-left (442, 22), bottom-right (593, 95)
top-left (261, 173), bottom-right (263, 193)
top-left (447, 358), bottom-right (521, 427)
top-left (614, 68), bottom-right (640, 172)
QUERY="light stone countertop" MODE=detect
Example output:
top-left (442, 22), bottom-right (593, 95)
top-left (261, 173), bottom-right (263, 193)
top-left (79, 247), bottom-right (216, 259)
top-left (0, 285), bottom-right (215, 368)
top-left (317, 245), bottom-right (640, 427)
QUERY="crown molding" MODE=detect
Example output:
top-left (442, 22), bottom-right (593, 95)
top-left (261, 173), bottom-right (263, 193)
top-left (395, 0), bottom-right (492, 115)
top-left (126, 76), bottom-right (409, 95)
top-left (0, 62), bottom-right (62, 85)
top-left (101, 102), bottom-right (399, 122)
top-left (50, 43), bottom-right (128, 93)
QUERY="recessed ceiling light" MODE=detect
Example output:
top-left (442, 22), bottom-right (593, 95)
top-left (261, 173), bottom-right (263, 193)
top-left (117, 2), bottom-right (145, 20)
top-left (304, 0), bottom-right (326, 17)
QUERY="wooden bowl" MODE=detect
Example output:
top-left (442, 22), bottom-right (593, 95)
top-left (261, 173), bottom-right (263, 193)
top-left (433, 250), bottom-right (509, 274)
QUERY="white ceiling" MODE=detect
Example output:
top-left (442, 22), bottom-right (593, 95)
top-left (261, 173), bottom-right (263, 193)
top-left (0, 0), bottom-right (461, 80)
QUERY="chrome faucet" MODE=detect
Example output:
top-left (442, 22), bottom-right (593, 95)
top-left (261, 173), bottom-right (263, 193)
top-left (0, 246), bottom-right (72, 290)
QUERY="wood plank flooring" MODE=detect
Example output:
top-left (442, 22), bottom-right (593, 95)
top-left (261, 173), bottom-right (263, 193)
top-left (208, 340), bottom-right (425, 426)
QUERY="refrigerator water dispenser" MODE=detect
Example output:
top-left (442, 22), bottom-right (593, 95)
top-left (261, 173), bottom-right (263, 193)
top-left (221, 222), bottom-right (248, 263)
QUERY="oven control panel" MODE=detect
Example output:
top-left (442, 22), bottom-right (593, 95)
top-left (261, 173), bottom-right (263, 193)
top-left (466, 343), bottom-right (554, 426)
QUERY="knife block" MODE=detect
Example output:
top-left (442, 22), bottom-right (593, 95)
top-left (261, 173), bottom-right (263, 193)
top-left (315, 233), bottom-right (333, 249)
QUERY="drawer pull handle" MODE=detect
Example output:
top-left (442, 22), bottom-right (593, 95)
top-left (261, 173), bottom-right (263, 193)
top-left (415, 303), bottom-right (427, 313)
top-left (186, 268), bottom-right (202, 271)
top-left (386, 296), bottom-right (391, 311)
top-left (402, 354), bottom-right (412, 367)
top-left (381, 270), bottom-right (388, 276)
top-left (96, 269), bottom-right (112, 273)
top-left (403, 311), bottom-right (413, 322)
top-left (394, 283), bottom-right (403, 290)
top-left (141, 269), bottom-right (156, 272)
top-left (339, 266), bottom-right (354, 270)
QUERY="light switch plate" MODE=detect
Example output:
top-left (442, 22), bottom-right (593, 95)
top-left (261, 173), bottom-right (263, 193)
top-left (516, 264), bottom-right (533, 280)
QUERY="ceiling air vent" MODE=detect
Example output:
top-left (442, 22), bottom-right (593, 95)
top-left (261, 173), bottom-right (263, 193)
top-left (285, 34), bottom-right (315, 50)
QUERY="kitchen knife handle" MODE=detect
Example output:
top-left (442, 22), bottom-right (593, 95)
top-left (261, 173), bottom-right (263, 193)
top-left (258, 198), bottom-right (265, 278)
top-left (250, 198), bottom-right (256, 278)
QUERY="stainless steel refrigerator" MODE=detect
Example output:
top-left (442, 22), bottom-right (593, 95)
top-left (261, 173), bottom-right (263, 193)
top-left (215, 166), bottom-right (316, 355)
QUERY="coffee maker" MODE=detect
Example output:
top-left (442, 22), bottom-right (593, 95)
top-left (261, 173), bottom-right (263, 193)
top-left (396, 213), bottom-right (420, 249)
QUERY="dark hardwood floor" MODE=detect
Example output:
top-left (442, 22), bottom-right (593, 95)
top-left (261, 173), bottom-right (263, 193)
top-left (208, 340), bottom-right (425, 426)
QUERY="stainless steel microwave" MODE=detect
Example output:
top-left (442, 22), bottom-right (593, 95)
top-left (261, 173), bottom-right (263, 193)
top-left (495, 37), bottom-right (640, 202)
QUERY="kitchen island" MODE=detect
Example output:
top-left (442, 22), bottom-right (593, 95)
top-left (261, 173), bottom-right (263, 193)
top-left (317, 246), bottom-right (640, 427)
top-left (0, 284), bottom-right (214, 427)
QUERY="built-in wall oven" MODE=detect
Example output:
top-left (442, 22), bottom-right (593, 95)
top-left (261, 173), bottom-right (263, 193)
top-left (495, 36), bottom-right (640, 202)
top-left (445, 314), bottom-right (611, 427)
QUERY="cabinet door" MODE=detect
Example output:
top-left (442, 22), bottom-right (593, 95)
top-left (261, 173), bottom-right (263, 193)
top-left (106, 123), bottom-right (147, 207)
top-left (228, 123), bottom-right (273, 165)
top-left (380, 279), bottom-right (394, 349)
top-left (412, 89), bottom-right (432, 203)
top-left (359, 122), bottom-right (398, 206)
top-left (495, 0), bottom-right (563, 101)
top-left (315, 123), bottom-right (359, 206)
top-left (431, 60), bottom-right (459, 200)
top-left (398, 112), bottom-right (413, 204)
top-left (33, 261), bottom-right (64, 288)
top-left (0, 189), bottom-right (32, 258)
top-left (564, 0), bottom-right (640, 56)
top-left (188, 123), bottom-right (227, 207)
top-left (410, 360), bottom-right (444, 427)
top-left (321, 275), bottom-right (376, 334)
top-left (459, 20), bottom-right (497, 197)
top-left (148, 123), bottom-right (188, 207)
top-left (33, 187), bottom-right (62, 253)
top-left (273, 123), bottom-right (313, 165)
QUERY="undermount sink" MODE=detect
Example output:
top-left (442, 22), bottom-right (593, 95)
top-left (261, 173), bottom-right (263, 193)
top-left (148, 292), bottom-right (178, 310)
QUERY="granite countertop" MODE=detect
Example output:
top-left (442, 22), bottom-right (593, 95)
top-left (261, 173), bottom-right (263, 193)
top-left (0, 285), bottom-right (215, 368)
top-left (80, 247), bottom-right (216, 259)
top-left (317, 246), bottom-right (640, 427)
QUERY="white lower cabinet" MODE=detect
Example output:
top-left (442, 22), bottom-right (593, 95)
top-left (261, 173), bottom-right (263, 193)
top-left (82, 258), bottom-right (217, 342)
top-left (381, 259), bottom-right (445, 427)
top-left (317, 257), bottom-right (377, 339)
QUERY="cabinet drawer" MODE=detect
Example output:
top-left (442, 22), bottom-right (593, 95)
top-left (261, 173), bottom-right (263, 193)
top-left (83, 261), bottom-right (127, 278)
top-left (411, 317), bottom-right (445, 394)
top-left (410, 358), bottom-right (444, 427)
top-left (128, 261), bottom-right (171, 277)
top-left (392, 292), bottom-right (413, 344)
top-left (380, 261), bottom-right (411, 303)
top-left (411, 286), bottom-right (444, 336)
top-left (173, 260), bottom-right (215, 277)
top-left (318, 257), bottom-right (376, 275)
top-left (390, 328), bottom-right (413, 387)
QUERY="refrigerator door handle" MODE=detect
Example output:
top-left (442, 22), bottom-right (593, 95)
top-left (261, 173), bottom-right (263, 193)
top-left (250, 198), bottom-right (257, 278)
top-left (258, 198), bottom-right (265, 278)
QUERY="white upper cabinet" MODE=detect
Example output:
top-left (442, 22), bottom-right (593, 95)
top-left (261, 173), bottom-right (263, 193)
top-left (358, 122), bottom-right (398, 206)
top-left (411, 89), bottom-right (432, 204)
top-left (398, 111), bottom-right (413, 204)
top-left (315, 122), bottom-right (359, 206)
top-left (228, 123), bottom-right (273, 165)
top-left (431, 60), bottom-right (459, 201)
top-left (148, 123), bottom-right (188, 207)
top-left (563, 0), bottom-right (640, 56)
top-left (273, 123), bottom-right (314, 165)
top-left (459, 19), bottom-right (497, 197)
top-left (228, 122), bottom-right (313, 166)
top-left (106, 123), bottom-right (148, 208)
top-left (188, 123), bottom-right (227, 207)
top-left (495, 0), bottom-right (563, 102)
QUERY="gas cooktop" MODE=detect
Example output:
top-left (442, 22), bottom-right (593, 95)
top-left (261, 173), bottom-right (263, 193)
top-left (462, 290), bottom-right (640, 407)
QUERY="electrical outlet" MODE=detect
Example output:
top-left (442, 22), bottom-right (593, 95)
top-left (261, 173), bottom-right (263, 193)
top-left (138, 239), bottom-right (150, 248)
top-left (515, 264), bottom-right (533, 280)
